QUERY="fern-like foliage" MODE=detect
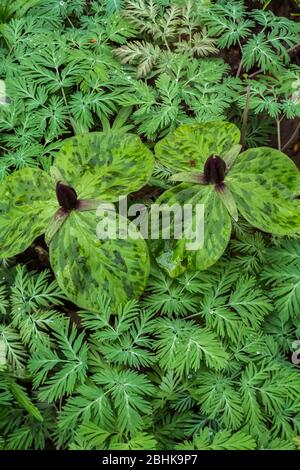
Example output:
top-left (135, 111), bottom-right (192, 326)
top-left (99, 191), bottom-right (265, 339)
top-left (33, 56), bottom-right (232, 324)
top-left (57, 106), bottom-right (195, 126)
top-left (115, 1), bottom-right (218, 77)
top-left (203, 1), bottom-right (300, 74)
top-left (261, 239), bottom-right (300, 323)
top-left (1, 0), bottom-right (300, 452)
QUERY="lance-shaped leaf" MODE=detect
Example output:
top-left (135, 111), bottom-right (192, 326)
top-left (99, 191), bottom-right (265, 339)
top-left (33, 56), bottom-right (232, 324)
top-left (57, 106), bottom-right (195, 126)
top-left (49, 210), bottom-right (150, 310)
top-left (152, 184), bottom-right (232, 277)
top-left (0, 168), bottom-right (57, 258)
top-left (154, 121), bottom-right (241, 174)
top-left (223, 144), bottom-right (242, 170)
top-left (53, 132), bottom-right (154, 202)
top-left (227, 147), bottom-right (300, 235)
top-left (217, 185), bottom-right (238, 222)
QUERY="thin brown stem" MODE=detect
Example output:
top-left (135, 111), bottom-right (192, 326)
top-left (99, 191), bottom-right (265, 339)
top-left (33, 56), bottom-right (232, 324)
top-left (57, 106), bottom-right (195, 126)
top-left (287, 43), bottom-right (300, 55)
top-left (276, 118), bottom-right (282, 151)
top-left (282, 123), bottom-right (300, 152)
top-left (236, 60), bottom-right (243, 78)
top-left (184, 312), bottom-right (201, 321)
top-left (236, 40), bottom-right (243, 78)
top-left (241, 86), bottom-right (251, 149)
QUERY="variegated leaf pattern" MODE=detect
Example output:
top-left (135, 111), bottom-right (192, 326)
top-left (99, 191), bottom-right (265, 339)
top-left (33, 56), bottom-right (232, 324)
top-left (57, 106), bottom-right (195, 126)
top-left (49, 210), bottom-right (150, 310)
top-left (0, 168), bottom-right (57, 258)
top-left (154, 121), bottom-right (241, 174)
top-left (152, 183), bottom-right (232, 277)
top-left (53, 132), bottom-right (154, 201)
top-left (227, 147), bottom-right (300, 235)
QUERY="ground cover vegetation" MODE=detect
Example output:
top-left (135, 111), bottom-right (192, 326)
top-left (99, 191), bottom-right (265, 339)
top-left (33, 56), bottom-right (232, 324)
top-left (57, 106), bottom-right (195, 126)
top-left (0, 0), bottom-right (300, 450)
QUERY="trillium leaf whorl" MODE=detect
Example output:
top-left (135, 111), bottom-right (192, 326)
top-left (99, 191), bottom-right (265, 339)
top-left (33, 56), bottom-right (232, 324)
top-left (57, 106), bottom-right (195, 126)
top-left (0, 132), bottom-right (154, 309)
top-left (153, 121), bottom-right (300, 277)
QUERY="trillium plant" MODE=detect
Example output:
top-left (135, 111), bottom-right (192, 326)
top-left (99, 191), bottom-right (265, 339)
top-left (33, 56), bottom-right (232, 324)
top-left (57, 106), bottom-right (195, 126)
top-left (0, 132), bottom-right (154, 309)
top-left (153, 121), bottom-right (300, 277)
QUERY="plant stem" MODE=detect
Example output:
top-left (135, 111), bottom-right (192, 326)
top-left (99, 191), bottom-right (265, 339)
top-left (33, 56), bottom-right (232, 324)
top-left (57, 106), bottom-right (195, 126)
top-left (241, 86), bottom-right (250, 149)
top-left (263, 0), bottom-right (272, 11)
top-left (236, 60), bottom-right (243, 78)
top-left (282, 123), bottom-right (300, 152)
top-left (66, 16), bottom-right (75, 29)
top-left (184, 312), bottom-right (201, 320)
top-left (236, 40), bottom-right (243, 78)
top-left (55, 66), bottom-right (73, 127)
top-left (276, 118), bottom-right (282, 151)
top-left (164, 38), bottom-right (171, 52)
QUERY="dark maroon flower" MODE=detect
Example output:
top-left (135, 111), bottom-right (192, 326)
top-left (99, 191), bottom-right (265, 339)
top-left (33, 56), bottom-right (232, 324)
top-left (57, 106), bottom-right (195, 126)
top-left (56, 182), bottom-right (78, 211)
top-left (203, 155), bottom-right (226, 185)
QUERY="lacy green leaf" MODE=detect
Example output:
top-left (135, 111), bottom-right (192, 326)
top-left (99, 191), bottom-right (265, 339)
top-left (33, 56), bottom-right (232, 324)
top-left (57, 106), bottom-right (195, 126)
top-left (0, 168), bottom-right (56, 258)
top-left (53, 132), bottom-right (154, 201)
top-left (49, 211), bottom-right (150, 310)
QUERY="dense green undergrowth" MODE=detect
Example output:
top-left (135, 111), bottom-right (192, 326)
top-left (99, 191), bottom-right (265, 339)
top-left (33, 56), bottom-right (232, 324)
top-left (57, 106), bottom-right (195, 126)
top-left (1, 225), bottom-right (300, 450)
top-left (0, 0), bottom-right (300, 450)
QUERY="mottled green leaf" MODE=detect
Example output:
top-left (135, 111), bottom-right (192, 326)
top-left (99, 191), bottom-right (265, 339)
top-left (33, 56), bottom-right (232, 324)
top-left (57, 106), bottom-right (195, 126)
top-left (0, 168), bottom-right (57, 258)
top-left (152, 183), bottom-right (232, 277)
top-left (227, 147), bottom-right (300, 235)
top-left (154, 121), bottom-right (241, 174)
top-left (53, 132), bottom-right (154, 201)
top-left (49, 210), bottom-right (150, 310)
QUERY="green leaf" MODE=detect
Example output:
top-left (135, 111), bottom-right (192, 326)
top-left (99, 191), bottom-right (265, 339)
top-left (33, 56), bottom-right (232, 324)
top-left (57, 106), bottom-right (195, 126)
top-left (49, 210), bottom-right (150, 310)
top-left (29, 321), bottom-right (88, 403)
top-left (154, 318), bottom-right (228, 374)
top-left (0, 168), bottom-right (56, 258)
top-left (154, 121), bottom-right (241, 174)
top-left (207, 429), bottom-right (256, 451)
top-left (227, 147), bottom-right (300, 235)
top-left (152, 183), bottom-right (232, 277)
top-left (110, 432), bottom-right (158, 450)
top-left (94, 368), bottom-right (155, 434)
top-left (223, 144), bottom-right (242, 170)
top-left (217, 185), bottom-right (238, 221)
top-left (53, 132), bottom-right (154, 202)
top-left (73, 422), bottom-right (110, 449)
top-left (9, 379), bottom-right (43, 422)
top-left (177, 428), bottom-right (256, 451)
